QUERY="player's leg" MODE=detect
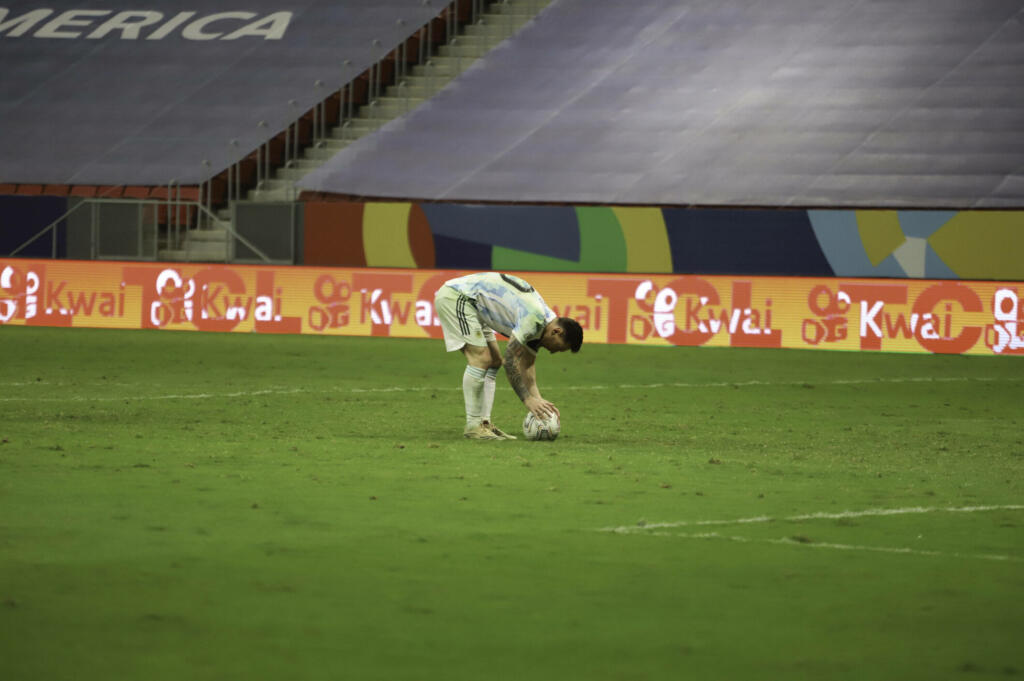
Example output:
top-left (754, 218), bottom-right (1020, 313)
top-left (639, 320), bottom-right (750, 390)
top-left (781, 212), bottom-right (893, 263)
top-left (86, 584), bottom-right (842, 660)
top-left (461, 343), bottom-right (493, 435)
top-left (480, 339), bottom-right (517, 439)
top-left (480, 340), bottom-right (501, 422)
top-left (434, 287), bottom-right (501, 440)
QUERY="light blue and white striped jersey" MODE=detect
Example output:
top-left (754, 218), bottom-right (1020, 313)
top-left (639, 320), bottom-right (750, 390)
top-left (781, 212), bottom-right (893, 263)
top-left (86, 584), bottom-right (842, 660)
top-left (444, 272), bottom-right (556, 351)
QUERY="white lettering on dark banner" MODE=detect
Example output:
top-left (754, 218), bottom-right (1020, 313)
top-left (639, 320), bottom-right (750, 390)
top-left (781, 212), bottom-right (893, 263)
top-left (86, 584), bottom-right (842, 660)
top-left (0, 8), bottom-right (293, 40)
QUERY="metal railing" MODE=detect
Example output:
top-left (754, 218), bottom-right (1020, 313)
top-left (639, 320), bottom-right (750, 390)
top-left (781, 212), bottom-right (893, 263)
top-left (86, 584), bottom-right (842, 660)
top-left (6, 194), bottom-right (276, 264)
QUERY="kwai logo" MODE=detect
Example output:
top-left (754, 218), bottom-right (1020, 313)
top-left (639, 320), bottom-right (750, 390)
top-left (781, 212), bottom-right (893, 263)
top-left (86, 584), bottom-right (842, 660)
top-left (989, 288), bottom-right (1024, 355)
top-left (0, 8), bottom-right (293, 40)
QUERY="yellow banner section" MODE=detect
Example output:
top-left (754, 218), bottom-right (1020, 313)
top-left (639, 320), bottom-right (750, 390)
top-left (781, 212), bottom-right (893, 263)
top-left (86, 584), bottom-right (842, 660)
top-left (1, 259), bottom-right (1022, 356)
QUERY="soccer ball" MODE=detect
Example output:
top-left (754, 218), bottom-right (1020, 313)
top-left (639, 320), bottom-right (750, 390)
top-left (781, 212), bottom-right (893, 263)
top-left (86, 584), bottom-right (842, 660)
top-left (522, 411), bottom-right (560, 441)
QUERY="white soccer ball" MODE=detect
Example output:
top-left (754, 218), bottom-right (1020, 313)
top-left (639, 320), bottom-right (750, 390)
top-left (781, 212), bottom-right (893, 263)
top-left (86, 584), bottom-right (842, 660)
top-left (522, 411), bottom-right (560, 441)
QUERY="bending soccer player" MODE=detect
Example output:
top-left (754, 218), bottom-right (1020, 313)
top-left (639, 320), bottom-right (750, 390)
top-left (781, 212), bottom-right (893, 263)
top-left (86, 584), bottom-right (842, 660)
top-left (434, 272), bottom-right (584, 440)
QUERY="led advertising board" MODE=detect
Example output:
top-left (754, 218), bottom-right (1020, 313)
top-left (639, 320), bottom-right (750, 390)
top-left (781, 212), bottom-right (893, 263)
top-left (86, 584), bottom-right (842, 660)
top-left (1, 259), bottom-right (1021, 355)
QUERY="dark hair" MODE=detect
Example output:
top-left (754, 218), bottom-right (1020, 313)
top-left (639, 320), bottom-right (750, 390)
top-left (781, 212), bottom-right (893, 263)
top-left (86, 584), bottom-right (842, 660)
top-left (558, 317), bottom-right (583, 353)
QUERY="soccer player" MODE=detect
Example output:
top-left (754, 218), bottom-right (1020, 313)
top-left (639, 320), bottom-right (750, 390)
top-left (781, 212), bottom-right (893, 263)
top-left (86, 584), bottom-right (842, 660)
top-left (434, 272), bottom-right (584, 440)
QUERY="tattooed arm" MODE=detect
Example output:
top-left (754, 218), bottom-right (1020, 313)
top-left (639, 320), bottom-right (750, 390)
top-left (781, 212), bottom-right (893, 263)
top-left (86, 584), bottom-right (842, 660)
top-left (504, 337), bottom-right (559, 418)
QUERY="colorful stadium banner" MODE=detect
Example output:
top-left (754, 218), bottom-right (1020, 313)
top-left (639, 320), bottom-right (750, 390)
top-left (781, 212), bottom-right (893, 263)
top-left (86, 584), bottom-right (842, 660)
top-left (300, 200), bottom-right (1024, 282)
top-left (1, 259), bottom-right (1022, 356)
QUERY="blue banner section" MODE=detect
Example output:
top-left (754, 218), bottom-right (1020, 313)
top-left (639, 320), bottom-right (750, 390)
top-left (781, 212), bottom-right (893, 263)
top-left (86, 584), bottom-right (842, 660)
top-left (421, 204), bottom-right (580, 260)
top-left (0, 195), bottom-right (67, 258)
top-left (662, 209), bottom-right (833, 277)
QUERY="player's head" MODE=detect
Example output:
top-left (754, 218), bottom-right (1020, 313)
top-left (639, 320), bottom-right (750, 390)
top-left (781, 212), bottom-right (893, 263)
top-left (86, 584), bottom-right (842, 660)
top-left (542, 317), bottom-right (584, 354)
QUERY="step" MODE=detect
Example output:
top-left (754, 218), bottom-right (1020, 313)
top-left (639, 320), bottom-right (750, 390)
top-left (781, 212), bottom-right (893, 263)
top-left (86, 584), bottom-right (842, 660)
top-left (304, 145), bottom-right (346, 161)
top-left (285, 158), bottom-right (324, 170)
top-left (356, 109), bottom-right (409, 124)
top-left (273, 167), bottom-right (304, 182)
top-left (486, 2), bottom-right (540, 17)
top-left (250, 178), bottom-right (293, 192)
top-left (484, 10), bottom-right (535, 20)
top-left (291, 163), bottom-right (325, 180)
top-left (158, 250), bottom-right (190, 262)
top-left (436, 43), bottom-right (491, 59)
top-left (410, 57), bottom-right (467, 78)
top-left (247, 185), bottom-right (297, 202)
top-left (160, 242), bottom-right (229, 263)
top-left (360, 97), bottom-right (424, 118)
top-left (443, 33), bottom-right (494, 47)
top-left (275, 165), bottom-right (317, 182)
top-left (386, 82), bottom-right (439, 99)
top-left (370, 92), bottom-right (427, 109)
top-left (463, 22), bottom-right (522, 38)
top-left (473, 16), bottom-right (532, 35)
top-left (189, 227), bottom-right (228, 243)
top-left (346, 118), bottom-right (385, 133)
top-left (319, 133), bottom-right (355, 147)
top-left (401, 71), bottom-right (457, 94)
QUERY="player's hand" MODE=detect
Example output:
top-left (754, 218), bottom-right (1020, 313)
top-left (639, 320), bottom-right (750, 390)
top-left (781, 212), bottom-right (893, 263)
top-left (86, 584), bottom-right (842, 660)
top-left (525, 396), bottom-right (559, 419)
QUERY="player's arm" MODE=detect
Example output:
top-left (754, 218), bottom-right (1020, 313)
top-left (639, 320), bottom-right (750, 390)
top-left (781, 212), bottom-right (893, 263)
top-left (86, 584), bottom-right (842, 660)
top-left (504, 337), bottom-right (559, 418)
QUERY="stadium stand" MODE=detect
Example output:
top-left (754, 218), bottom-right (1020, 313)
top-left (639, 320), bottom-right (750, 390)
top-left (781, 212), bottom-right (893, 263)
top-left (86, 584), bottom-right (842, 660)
top-left (3, 0), bottom-right (1021, 268)
top-left (1, 0), bottom-right (541, 260)
top-left (0, 1), bottom-right (448, 187)
top-left (299, 0), bottom-right (1024, 208)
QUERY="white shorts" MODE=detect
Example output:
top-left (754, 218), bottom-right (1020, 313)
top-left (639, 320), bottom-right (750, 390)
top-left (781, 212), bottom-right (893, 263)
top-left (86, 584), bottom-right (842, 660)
top-left (434, 285), bottom-right (496, 352)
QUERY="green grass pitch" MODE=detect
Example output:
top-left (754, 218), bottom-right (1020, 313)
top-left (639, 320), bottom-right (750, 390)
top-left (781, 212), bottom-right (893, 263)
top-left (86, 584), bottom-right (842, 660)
top-left (1, 325), bottom-right (1022, 680)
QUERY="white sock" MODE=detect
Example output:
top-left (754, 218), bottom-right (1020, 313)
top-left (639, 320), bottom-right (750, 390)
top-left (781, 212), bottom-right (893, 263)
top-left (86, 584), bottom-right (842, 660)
top-left (482, 367), bottom-right (498, 422)
top-left (463, 365), bottom-right (487, 428)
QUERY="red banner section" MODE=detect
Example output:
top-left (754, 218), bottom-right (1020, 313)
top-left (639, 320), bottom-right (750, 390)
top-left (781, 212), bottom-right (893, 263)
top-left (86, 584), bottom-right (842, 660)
top-left (1, 259), bottom-right (1022, 356)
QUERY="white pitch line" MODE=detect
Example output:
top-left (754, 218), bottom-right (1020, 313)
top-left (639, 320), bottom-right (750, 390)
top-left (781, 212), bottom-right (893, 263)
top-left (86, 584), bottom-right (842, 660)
top-left (0, 387), bottom-right (307, 403)
top-left (570, 376), bottom-right (1009, 391)
top-left (602, 504), bottom-right (1024, 534)
top-left (0, 385), bottom-right (445, 403)
top-left (0, 375), bottom-right (1018, 403)
top-left (642, 531), bottom-right (1023, 563)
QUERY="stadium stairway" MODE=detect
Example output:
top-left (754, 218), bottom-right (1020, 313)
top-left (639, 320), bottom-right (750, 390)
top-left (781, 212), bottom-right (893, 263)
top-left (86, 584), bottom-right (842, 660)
top-left (248, 0), bottom-right (547, 202)
top-left (160, 0), bottom-right (549, 263)
top-left (160, 216), bottom-right (234, 263)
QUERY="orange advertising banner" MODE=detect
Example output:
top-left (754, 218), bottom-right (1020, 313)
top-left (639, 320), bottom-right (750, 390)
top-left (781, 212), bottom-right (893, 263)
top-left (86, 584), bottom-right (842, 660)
top-left (1, 259), bottom-right (1022, 356)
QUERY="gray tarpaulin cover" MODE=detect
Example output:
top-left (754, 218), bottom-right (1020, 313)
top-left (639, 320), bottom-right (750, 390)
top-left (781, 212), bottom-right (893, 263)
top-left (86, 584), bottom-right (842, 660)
top-left (299, 0), bottom-right (1024, 207)
top-left (0, 1), bottom-right (442, 185)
